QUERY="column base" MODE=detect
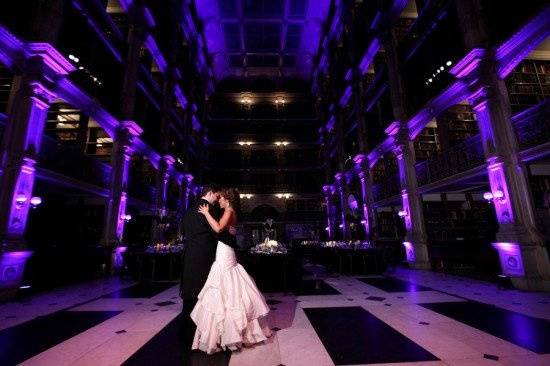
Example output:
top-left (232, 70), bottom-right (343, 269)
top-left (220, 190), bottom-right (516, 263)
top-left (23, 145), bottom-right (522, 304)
top-left (403, 241), bottom-right (431, 270)
top-left (492, 242), bottom-right (550, 292)
top-left (0, 250), bottom-right (33, 301)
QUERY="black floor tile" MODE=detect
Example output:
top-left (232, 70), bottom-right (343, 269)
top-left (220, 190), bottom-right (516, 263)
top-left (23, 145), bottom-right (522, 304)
top-left (0, 310), bottom-right (121, 366)
top-left (359, 277), bottom-right (431, 292)
top-left (294, 280), bottom-right (341, 296)
top-left (123, 313), bottom-right (231, 366)
top-left (304, 307), bottom-right (438, 365)
top-left (102, 282), bottom-right (176, 299)
top-left (420, 301), bottom-right (550, 354)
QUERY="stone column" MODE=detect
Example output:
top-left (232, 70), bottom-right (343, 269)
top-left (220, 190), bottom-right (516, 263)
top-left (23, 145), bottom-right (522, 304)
top-left (322, 185), bottom-right (336, 239)
top-left (151, 154), bottom-right (175, 243)
top-left (454, 0), bottom-right (550, 290)
top-left (335, 172), bottom-right (351, 240)
top-left (0, 44), bottom-right (74, 297)
top-left (383, 30), bottom-right (430, 269)
top-left (353, 154), bottom-right (377, 242)
top-left (121, 8), bottom-right (148, 120)
top-left (103, 121), bottom-right (142, 248)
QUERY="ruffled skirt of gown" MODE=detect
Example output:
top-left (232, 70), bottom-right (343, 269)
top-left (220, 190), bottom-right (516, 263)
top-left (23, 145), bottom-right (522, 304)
top-left (190, 241), bottom-right (271, 354)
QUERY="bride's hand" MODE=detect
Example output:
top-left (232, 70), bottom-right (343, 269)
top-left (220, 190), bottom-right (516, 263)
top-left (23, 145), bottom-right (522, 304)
top-left (198, 204), bottom-right (209, 215)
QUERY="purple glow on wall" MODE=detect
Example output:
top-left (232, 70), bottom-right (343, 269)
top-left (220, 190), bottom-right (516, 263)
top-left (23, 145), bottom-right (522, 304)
top-left (492, 242), bottom-right (525, 276)
top-left (113, 246), bottom-right (127, 269)
top-left (495, 7), bottom-right (550, 78)
top-left (115, 192), bottom-right (128, 240)
top-left (145, 35), bottom-right (167, 74)
top-left (174, 85), bottom-right (188, 108)
top-left (7, 158), bottom-right (36, 236)
top-left (0, 25), bottom-right (25, 70)
top-left (403, 241), bottom-right (415, 262)
top-left (400, 191), bottom-right (413, 231)
top-left (339, 85), bottom-right (352, 107)
top-left (359, 37), bottom-right (380, 75)
top-left (486, 158), bottom-right (514, 224)
top-left (449, 48), bottom-right (486, 79)
top-left (0, 251), bottom-right (33, 286)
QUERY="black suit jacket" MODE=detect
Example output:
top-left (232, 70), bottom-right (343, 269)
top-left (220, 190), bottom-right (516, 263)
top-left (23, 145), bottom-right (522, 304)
top-left (180, 199), bottom-right (222, 300)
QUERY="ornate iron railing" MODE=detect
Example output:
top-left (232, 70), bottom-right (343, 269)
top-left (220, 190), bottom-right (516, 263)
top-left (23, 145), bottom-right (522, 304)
top-left (415, 134), bottom-right (485, 187)
top-left (513, 99), bottom-right (550, 151)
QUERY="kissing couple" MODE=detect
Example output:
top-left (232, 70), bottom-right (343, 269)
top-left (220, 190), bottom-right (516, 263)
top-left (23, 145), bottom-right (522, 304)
top-left (180, 185), bottom-right (272, 354)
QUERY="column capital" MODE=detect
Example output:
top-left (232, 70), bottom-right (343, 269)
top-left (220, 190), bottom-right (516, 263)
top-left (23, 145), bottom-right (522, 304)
top-left (322, 184), bottom-right (335, 195)
top-left (449, 48), bottom-right (487, 79)
top-left (353, 153), bottom-right (369, 170)
top-left (26, 43), bottom-right (75, 76)
top-left (161, 154), bottom-right (175, 167)
top-left (119, 120), bottom-right (143, 137)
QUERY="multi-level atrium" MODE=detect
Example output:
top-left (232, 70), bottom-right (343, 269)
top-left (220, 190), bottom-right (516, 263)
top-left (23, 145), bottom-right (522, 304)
top-left (0, 1), bottom-right (549, 365)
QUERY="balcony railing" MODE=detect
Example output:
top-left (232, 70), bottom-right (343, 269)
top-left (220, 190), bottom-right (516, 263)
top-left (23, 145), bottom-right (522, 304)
top-left (416, 134), bottom-right (485, 187)
top-left (513, 99), bottom-right (550, 151)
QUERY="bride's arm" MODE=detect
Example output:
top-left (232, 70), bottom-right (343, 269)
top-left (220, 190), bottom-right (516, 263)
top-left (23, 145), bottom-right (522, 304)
top-left (198, 204), bottom-right (233, 233)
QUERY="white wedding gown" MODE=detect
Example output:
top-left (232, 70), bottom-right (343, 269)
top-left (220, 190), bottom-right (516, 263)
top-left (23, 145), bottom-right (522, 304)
top-left (190, 240), bottom-right (272, 354)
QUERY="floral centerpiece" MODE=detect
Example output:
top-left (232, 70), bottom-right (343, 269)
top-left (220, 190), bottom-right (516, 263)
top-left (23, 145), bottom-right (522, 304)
top-left (250, 237), bottom-right (288, 254)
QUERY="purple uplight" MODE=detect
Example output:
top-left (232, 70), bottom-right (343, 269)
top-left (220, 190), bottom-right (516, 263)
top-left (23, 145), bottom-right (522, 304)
top-left (492, 242), bottom-right (525, 276)
top-left (359, 37), bottom-right (380, 75)
top-left (339, 85), bottom-right (352, 107)
top-left (403, 241), bottom-right (415, 262)
top-left (0, 251), bottom-right (33, 286)
top-left (113, 246), bottom-right (128, 269)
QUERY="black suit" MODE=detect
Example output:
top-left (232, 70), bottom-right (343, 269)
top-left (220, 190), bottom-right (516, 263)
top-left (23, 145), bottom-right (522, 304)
top-left (180, 198), bottom-right (222, 302)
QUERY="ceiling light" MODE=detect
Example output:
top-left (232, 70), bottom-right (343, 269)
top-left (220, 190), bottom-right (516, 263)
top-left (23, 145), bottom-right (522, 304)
top-left (446, 60), bottom-right (452, 66)
top-left (428, 78), bottom-right (433, 83)
top-left (439, 66), bottom-right (444, 71)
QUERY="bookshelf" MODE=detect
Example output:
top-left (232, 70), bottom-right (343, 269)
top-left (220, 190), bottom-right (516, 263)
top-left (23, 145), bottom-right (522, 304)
top-left (506, 60), bottom-right (550, 113)
top-left (438, 103), bottom-right (479, 147)
top-left (414, 121), bottom-right (440, 160)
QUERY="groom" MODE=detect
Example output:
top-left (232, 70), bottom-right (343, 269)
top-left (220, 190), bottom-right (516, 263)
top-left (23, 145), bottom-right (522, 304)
top-left (180, 184), bottom-right (222, 315)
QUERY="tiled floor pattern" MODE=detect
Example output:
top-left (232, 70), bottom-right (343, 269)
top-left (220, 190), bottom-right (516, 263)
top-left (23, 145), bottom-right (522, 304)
top-left (0, 267), bottom-right (549, 366)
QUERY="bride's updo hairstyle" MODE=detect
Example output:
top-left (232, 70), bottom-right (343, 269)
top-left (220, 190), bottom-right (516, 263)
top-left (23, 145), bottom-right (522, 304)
top-left (221, 188), bottom-right (241, 214)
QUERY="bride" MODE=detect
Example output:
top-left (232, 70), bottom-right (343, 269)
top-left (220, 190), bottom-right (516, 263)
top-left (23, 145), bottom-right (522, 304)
top-left (191, 188), bottom-right (272, 354)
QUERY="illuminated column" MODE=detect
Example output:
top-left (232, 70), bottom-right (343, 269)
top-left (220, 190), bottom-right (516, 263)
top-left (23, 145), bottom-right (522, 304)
top-left (383, 29), bottom-right (430, 269)
top-left (103, 121), bottom-right (142, 247)
top-left (452, 0), bottom-right (550, 290)
top-left (152, 154), bottom-right (175, 242)
top-left (451, 50), bottom-right (550, 290)
top-left (0, 44), bottom-right (74, 295)
top-left (322, 185), bottom-right (336, 239)
top-left (353, 154), bottom-right (377, 242)
top-left (334, 172), bottom-right (351, 240)
top-left (121, 6), bottom-right (148, 120)
top-left (389, 126), bottom-right (430, 269)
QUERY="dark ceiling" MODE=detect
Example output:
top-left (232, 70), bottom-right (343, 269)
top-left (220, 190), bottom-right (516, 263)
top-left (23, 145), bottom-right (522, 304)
top-left (194, 0), bottom-right (331, 80)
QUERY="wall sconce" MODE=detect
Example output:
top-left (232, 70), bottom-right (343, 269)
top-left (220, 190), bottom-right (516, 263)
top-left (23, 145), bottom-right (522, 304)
top-left (238, 141), bottom-right (254, 146)
top-left (325, 226), bottom-right (330, 231)
top-left (121, 214), bottom-right (132, 222)
top-left (338, 224), bottom-right (344, 228)
top-left (275, 96), bottom-right (285, 105)
top-left (360, 220), bottom-right (367, 225)
top-left (15, 194), bottom-right (27, 209)
top-left (240, 194), bottom-right (253, 199)
top-left (275, 193), bottom-right (292, 199)
top-left (397, 210), bottom-right (408, 218)
top-left (274, 141), bottom-right (290, 147)
top-left (30, 196), bottom-right (42, 208)
top-left (483, 190), bottom-right (505, 202)
top-left (240, 94), bottom-right (252, 106)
